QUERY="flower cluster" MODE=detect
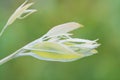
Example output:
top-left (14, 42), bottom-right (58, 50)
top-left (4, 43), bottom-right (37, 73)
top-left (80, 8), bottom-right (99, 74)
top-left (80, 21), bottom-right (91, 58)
top-left (18, 22), bottom-right (100, 62)
top-left (0, 0), bottom-right (100, 65)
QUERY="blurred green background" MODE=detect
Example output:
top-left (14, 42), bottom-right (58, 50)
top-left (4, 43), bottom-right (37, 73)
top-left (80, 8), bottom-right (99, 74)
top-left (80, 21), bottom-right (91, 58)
top-left (0, 0), bottom-right (120, 80)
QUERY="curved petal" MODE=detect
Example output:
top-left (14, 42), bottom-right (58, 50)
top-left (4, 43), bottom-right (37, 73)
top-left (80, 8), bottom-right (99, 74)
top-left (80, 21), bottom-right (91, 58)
top-left (45, 22), bottom-right (83, 37)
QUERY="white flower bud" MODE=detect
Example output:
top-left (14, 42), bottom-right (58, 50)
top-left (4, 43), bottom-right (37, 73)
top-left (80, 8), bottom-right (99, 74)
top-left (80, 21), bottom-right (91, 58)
top-left (17, 22), bottom-right (100, 62)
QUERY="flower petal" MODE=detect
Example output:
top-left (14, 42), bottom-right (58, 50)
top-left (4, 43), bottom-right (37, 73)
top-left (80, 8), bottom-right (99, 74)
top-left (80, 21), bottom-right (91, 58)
top-left (22, 42), bottom-right (83, 62)
top-left (45, 22), bottom-right (83, 37)
top-left (18, 9), bottom-right (37, 19)
top-left (30, 51), bottom-right (82, 62)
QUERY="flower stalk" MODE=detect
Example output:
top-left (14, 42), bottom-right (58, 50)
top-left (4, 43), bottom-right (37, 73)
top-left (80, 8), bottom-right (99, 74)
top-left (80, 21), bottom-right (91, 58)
top-left (0, 49), bottom-right (22, 65)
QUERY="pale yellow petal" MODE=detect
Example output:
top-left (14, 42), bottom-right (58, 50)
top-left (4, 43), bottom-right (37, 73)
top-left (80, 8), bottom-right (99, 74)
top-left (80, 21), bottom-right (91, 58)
top-left (31, 51), bottom-right (82, 62)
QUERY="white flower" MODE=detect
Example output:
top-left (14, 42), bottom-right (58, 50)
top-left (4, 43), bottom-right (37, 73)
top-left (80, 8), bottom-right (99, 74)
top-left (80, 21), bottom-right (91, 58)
top-left (0, 0), bottom-right (37, 37)
top-left (7, 0), bottom-right (37, 25)
top-left (16, 22), bottom-right (100, 62)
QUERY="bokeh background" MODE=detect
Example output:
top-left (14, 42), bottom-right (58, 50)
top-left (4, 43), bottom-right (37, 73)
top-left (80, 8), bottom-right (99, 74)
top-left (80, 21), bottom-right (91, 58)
top-left (0, 0), bottom-right (120, 80)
